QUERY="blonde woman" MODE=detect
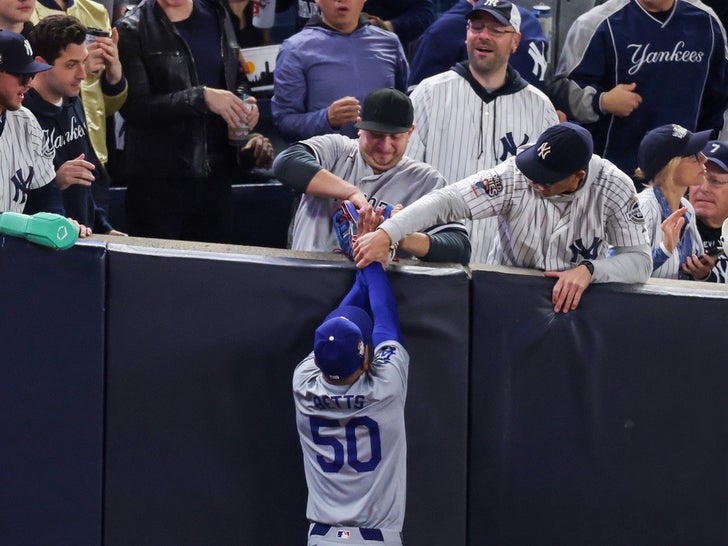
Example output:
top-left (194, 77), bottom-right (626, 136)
top-left (636, 124), bottom-right (713, 280)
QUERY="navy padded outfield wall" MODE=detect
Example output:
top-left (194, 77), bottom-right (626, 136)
top-left (3, 238), bottom-right (727, 545)
top-left (470, 268), bottom-right (728, 546)
top-left (0, 237), bottom-right (106, 546)
top-left (103, 245), bottom-right (469, 546)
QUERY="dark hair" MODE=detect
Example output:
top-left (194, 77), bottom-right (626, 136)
top-left (28, 15), bottom-right (87, 65)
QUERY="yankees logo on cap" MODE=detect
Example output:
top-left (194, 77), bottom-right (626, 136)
top-left (0, 30), bottom-right (53, 75)
top-left (466, 0), bottom-right (521, 33)
top-left (515, 122), bottom-right (593, 186)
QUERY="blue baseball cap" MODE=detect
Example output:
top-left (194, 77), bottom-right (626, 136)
top-left (703, 140), bottom-right (728, 172)
top-left (0, 30), bottom-right (52, 74)
top-left (466, 0), bottom-right (521, 33)
top-left (638, 124), bottom-right (712, 181)
top-left (515, 122), bottom-right (593, 186)
top-left (314, 305), bottom-right (373, 380)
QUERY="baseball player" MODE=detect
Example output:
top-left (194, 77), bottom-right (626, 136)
top-left (273, 88), bottom-right (471, 265)
top-left (354, 122), bottom-right (652, 313)
top-left (635, 124), bottom-right (712, 280)
top-left (0, 30), bottom-right (56, 214)
top-left (406, 0), bottom-right (559, 264)
top-left (293, 263), bottom-right (409, 545)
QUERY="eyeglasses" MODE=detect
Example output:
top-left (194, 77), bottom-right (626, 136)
top-left (7, 72), bottom-right (35, 85)
top-left (467, 21), bottom-right (517, 37)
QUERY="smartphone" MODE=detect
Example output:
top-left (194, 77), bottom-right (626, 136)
top-left (85, 28), bottom-right (110, 43)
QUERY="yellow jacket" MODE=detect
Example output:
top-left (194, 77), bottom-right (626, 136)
top-left (32, 0), bottom-right (128, 165)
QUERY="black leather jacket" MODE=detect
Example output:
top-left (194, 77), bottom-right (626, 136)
top-left (117, 0), bottom-right (248, 178)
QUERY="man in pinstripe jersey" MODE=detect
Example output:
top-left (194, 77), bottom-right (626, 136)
top-left (406, 0), bottom-right (559, 264)
top-left (354, 123), bottom-right (652, 313)
top-left (0, 30), bottom-right (56, 213)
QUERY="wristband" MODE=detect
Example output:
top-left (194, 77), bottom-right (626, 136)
top-left (581, 260), bottom-right (594, 276)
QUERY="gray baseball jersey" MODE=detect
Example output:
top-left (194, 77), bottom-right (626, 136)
top-left (406, 67), bottom-right (559, 263)
top-left (293, 341), bottom-right (409, 533)
top-left (291, 134), bottom-right (447, 252)
top-left (0, 108), bottom-right (55, 213)
top-left (638, 187), bottom-right (703, 279)
top-left (380, 153), bottom-right (649, 282)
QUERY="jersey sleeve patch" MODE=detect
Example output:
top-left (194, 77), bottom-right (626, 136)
top-left (626, 196), bottom-right (645, 224)
top-left (470, 172), bottom-right (503, 199)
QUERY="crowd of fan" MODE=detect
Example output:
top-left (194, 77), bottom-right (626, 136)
top-left (0, 0), bottom-right (726, 291)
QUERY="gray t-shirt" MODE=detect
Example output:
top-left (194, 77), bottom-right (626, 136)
top-left (291, 134), bottom-right (447, 252)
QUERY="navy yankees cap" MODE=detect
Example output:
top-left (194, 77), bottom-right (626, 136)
top-left (314, 305), bottom-right (373, 380)
top-left (703, 140), bottom-right (728, 173)
top-left (0, 30), bottom-right (52, 75)
top-left (515, 122), bottom-right (593, 186)
top-left (466, 0), bottom-right (521, 33)
top-left (355, 88), bottom-right (413, 134)
top-left (638, 124), bottom-right (711, 182)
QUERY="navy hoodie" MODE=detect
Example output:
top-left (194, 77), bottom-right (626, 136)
top-left (23, 88), bottom-right (112, 233)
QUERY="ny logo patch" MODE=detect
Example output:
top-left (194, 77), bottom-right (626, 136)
top-left (537, 142), bottom-right (551, 159)
top-left (499, 131), bottom-right (529, 161)
top-left (10, 166), bottom-right (35, 205)
top-left (471, 173), bottom-right (503, 197)
top-left (569, 237), bottom-right (602, 262)
top-left (528, 42), bottom-right (548, 81)
top-left (23, 39), bottom-right (33, 57)
top-left (482, 0), bottom-right (500, 6)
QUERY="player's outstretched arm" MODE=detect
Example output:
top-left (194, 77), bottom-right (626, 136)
top-left (360, 264), bottom-right (401, 346)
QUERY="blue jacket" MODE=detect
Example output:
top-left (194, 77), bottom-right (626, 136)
top-left (23, 89), bottom-right (112, 234)
top-left (548, 0), bottom-right (728, 176)
top-left (408, 1), bottom-right (549, 90)
top-left (271, 15), bottom-right (408, 142)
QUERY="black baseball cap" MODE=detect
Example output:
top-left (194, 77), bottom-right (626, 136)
top-left (637, 124), bottom-right (712, 181)
top-left (702, 139), bottom-right (728, 173)
top-left (515, 122), bottom-right (594, 186)
top-left (466, 0), bottom-right (521, 33)
top-left (355, 88), bottom-right (414, 134)
top-left (0, 30), bottom-right (52, 74)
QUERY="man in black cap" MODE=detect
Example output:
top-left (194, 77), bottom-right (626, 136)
top-left (272, 87), bottom-right (470, 265)
top-left (0, 29), bottom-right (58, 214)
top-left (355, 122), bottom-right (652, 313)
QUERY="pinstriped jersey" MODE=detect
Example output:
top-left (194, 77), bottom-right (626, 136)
top-left (406, 65), bottom-right (559, 264)
top-left (638, 187), bottom-right (703, 279)
top-left (291, 134), bottom-right (446, 252)
top-left (293, 341), bottom-right (409, 531)
top-left (0, 108), bottom-right (55, 213)
top-left (382, 153), bottom-right (648, 275)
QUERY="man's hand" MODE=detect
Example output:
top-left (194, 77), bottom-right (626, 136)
top-left (357, 205), bottom-right (386, 237)
top-left (544, 264), bottom-right (593, 313)
top-left (241, 133), bottom-right (274, 168)
top-left (92, 28), bottom-right (123, 85)
top-left (364, 13), bottom-right (394, 32)
top-left (55, 154), bottom-right (95, 190)
top-left (661, 206), bottom-right (687, 254)
top-left (68, 218), bottom-right (92, 238)
top-left (682, 253), bottom-right (716, 280)
top-left (327, 96), bottom-right (360, 128)
top-left (204, 87), bottom-right (250, 129)
top-left (354, 229), bottom-right (393, 268)
top-left (600, 83), bottom-right (642, 117)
